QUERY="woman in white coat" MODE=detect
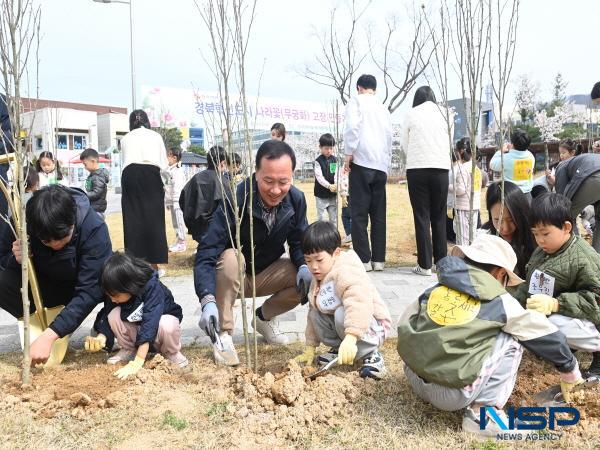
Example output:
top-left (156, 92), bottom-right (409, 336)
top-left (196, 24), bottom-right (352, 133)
top-left (120, 110), bottom-right (169, 267)
top-left (402, 86), bottom-right (452, 276)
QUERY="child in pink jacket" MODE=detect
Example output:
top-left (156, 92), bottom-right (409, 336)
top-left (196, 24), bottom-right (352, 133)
top-left (295, 221), bottom-right (392, 379)
top-left (449, 138), bottom-right (481, 245)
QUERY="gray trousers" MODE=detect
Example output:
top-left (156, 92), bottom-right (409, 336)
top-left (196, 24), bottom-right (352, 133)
top-left (548, 314), bottom-right (600, 352)
top-left (316, 196), bottom-right (338, 228)
top-left (404, 332), bottom-right (522, 411)
top-left (571, 173), bottom-right (600, 252)
top-left (310, 307), bottom-right (382, 361)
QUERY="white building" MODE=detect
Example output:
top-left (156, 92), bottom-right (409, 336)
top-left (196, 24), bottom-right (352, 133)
top-left (20, 98), bottom-right (128, 187)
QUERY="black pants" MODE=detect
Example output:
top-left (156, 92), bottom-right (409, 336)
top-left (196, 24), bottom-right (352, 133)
top-left (407, 168), bottom-right (449, 269)
top-left (349, 164), bottom-right (387, 263)
top-left (0, 265), bottom-right (72, 319)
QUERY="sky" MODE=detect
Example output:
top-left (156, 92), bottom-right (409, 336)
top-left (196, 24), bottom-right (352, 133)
top-left (34, 0), bottom-right (600, 122)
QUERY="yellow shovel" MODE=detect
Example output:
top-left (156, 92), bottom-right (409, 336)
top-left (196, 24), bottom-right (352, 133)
top-left (0, 157), bottom-right (70, 366)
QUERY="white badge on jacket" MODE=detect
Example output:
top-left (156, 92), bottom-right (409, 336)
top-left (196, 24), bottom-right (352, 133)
top-left (317, 281), bottom-right (342, 313)
top-left (528, 270), bottom-right (555, 296)
top-left (126, 303), bottom-right (144, 322)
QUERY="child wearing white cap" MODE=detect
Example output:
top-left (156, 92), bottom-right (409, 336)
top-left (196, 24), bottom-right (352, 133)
top-left (397, 233), bottom-right (583, 438)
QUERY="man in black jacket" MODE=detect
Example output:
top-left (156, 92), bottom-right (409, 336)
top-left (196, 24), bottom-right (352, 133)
top-left (0, 185), bottom-right (113, 366)
top-left (195, 140), bottom-right (311, 365)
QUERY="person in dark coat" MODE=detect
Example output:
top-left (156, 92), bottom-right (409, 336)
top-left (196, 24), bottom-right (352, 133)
top-left (80, 147), bottom-right (110, 217)
top-left (195, 140), bottom-right (311, 366)
top-left (179, 145), bottom-right (232, 243)
top-left (554, 152), bottom-right (600, 252)
top-left (0, 94), bottom-right (14, 236)
top-left (0, 185), bottom-right (113, 366)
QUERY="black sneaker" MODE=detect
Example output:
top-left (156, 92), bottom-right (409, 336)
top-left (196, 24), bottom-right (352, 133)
top-left (317, 348), bottom-right (338, 367)
top-left (359, 350), bottom-right (386, 379)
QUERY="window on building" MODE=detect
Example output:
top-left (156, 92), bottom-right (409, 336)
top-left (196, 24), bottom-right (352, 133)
top-left (73, 135), bottom-right (86, 150)
top-left (35, 137), bottom-right (43, 150)
top-left (57, 134), bottom-right (67, 149)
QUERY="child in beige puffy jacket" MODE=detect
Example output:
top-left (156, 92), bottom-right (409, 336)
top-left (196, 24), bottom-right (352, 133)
top-left (295, 221), bottom-right (392, 379)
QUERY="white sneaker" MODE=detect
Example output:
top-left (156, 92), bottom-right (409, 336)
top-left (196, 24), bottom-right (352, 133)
top-left (342, 235), bottom-right (352, 244)
top-left (252, 316), bottom-right (289, 345)
top-left (373, 262), bottom-right (385, 271)
top-left (165, 352), bottom-right (189, 368)
top-left (363, 262), bottom-right (373, 272)
top-left (169, 242), bottom-right (187, 253)
top-left (412, 265), bottom-right (432, 276)
top-left (106, 349), bottom-right (136, 365)
top-left (213, 333), bottom-right (240, 366)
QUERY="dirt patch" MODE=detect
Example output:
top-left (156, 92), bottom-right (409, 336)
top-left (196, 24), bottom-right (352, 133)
top-left (230, 359), bottom-right (378, 442)
top-left (0, 354), bottom-right (193, 419)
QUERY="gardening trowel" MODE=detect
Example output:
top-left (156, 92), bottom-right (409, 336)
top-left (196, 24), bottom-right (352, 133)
top-left (534, 379), bottom-right (598, 407)
top-left (306, 356), bottom-right (339, 380)
top-left (206, 316), bottom-right (239, 366)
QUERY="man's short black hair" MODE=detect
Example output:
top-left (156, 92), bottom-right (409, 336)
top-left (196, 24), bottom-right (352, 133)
top-left (255, 139), bottom-right (296, 171)
top-left (591, 81), bottom-right (600, 100)
top-left (356, 74), bottom-right (377, 91)
top-left (530, 192), bottom-right (573, 230)
top-left (80, 148), bottom-right (99, 161)
top-left (319, 133), bottom-right (336, 147)
top-left (26, 185), bottom-right (76, 241)
top-left (301, 221), bottom-right (341, 255)
top-left (207, 145), bottom-right (227, 170)
top-left (168, 147), bottom-right (182, 161)
top-left (510, 129), bottom-right (531, 151)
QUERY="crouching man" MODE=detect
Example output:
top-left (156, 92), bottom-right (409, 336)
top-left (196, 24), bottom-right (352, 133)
top-left (195, 140), bottom-right (310, 365)
top-left (0, 185), bottom-right (112, 366)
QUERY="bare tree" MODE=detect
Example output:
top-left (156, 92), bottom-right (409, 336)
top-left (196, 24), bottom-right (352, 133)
top-left (368, 5), bottom-right (435, 113)
top-left (488, 0), bottom-right (520, 236)
top-left (301, 0), bottom-right (370, 106)
top-left (302, 1), bottom-right (434, 114)
top-left (453, 0), bottom-right (491, 243)
top-left (195, 0), bottom-right (259, 369)
top-left (0, 0), bottom-right (41, 384)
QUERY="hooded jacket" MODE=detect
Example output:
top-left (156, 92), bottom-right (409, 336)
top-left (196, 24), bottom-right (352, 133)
top-left (397, 256), bottom-right (577, 388)
top-left (513, 234), bottom-right (600, 325)
top-left (93, 272), bottom-right (182, 349)
top-left (305, 250), bottom-right (391, 346)
top-left (85, 168), bottom-right (110, 213)
top-left (194, 176), bottom-right (308, 300)
top-left (178, 169), bottom-right (232, 240)
top-left (0, 188), bottom-right (113, 337)
top-left (555, 153), bottom-right (600, 200)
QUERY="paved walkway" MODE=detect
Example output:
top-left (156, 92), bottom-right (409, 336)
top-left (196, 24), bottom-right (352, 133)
top-left (0, 268), bottom-right (435, 353)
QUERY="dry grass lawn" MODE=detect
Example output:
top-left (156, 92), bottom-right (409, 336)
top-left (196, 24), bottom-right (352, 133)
top-left (106, 182), bottom-right (489, 277)
top-left (0, 340), bottom-right (597, 449)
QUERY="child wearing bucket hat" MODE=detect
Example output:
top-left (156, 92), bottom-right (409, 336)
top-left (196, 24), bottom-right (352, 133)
top-left (397, 234), bottom-right (583, 438)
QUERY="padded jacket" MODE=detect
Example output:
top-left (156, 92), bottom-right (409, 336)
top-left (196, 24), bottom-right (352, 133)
top-left (514, 235), bottom-right (600, 325)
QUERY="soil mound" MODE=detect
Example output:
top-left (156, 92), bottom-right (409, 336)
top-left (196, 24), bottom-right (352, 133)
top-left (231, 359), bottom-right (374, 441)
top-left (0, 354), bottom-right (191, 419)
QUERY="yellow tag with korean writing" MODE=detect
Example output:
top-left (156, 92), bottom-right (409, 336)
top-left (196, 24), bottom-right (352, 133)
top-left (513, 159), bottom-right (533, 182)
top-left (473, 167), bottom-right (482, 192)
top-left (426, 286), bottom-right (481, 326)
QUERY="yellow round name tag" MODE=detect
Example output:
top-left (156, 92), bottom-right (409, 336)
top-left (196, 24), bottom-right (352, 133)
top-left (426, 286), bottom-right (481, 326)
